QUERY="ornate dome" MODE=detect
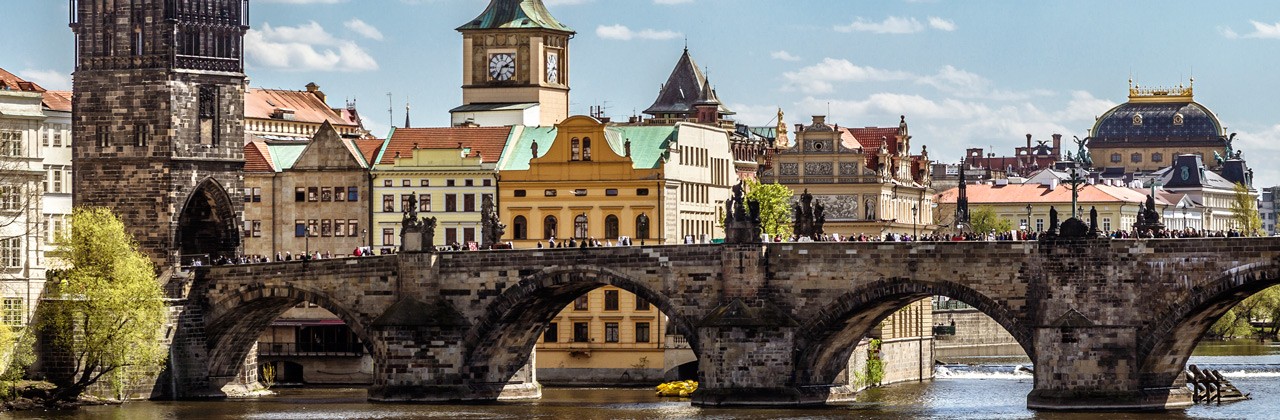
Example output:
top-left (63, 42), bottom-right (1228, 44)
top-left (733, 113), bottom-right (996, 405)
top-left (1088, 83), bottom-right (1224, 147)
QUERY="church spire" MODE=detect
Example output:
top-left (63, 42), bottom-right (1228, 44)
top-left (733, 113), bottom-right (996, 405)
top-left (404, 99), bottom-right (411, 129)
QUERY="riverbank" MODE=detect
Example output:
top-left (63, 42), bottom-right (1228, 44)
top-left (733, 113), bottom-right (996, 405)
top-left (1, 381), bottom-right (119, 412)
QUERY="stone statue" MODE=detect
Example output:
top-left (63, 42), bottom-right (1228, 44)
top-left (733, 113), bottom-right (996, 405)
top-left (403, 192), bottom-right (419, 224)
top-left (1225, 132), bottom-right (1237, 160)
top-left (814, 200), bottom-right (826, 237)
top-left (1133, 193), bottom-right (1166, 237)
top-left (481, 195), bottom-right (505, 248)
top-left (1089, 206), bottom-right (1099, 236)
top-left (1072, 135), bottom-right (1092, 168)
top-left (1048, 207), bottom-right (1060, 235)
top-left (1214, 150), bottom-right (1224, 167)
top-left (724, 181), bottom-right (762, 244)
top-left (792, 190), bottom-right (825, 240)
top-left (531, 139), bottom-right (539, 157)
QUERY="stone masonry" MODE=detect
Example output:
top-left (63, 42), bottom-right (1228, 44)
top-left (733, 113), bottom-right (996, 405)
top-left (151, 237), bottom-right (1280, 411)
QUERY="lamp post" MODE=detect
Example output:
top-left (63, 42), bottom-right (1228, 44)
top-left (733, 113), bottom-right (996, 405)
top-left (911, 204), bottom-right (919, 239)
top-left (1025, 204), bottom-right (1032, 232)
top-left (361, 228), bottom-right (368, 255)
top-left (305, 225), bottom-right (314, 261)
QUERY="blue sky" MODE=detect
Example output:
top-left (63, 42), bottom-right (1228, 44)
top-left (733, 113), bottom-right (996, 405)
top-left (6, 0), bottom-right (1280, 186)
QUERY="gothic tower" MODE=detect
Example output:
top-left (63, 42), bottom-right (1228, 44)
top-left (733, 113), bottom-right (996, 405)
top-left (451, 0), bottom-right (573, 127)
top-left (70, 0), bottom-right (247, 268)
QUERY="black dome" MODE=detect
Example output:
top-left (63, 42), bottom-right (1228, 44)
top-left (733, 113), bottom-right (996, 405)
top-left (1089, 100), bottom-right (1223, 146)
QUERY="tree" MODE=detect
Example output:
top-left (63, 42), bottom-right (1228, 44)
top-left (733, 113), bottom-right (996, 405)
top-left (968, 206), bottom-right (1013, 235)
top-left (39, 207), bottom-right (167, 401)
top-left (1229, 182), bottom-right (1263, 236)
top-left (743, 179), bottom-right (793, 238)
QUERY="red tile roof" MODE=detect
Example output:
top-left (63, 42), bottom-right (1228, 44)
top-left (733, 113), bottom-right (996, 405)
top-left (43, 91), bottom-right (72, 112)
top-left (382, 127), bottom-right (513, 165)
top-left (0, 67), bottom-right (44, 92)
top-left (245, 88), bottom-right (356, 127)
top-left (244, 141), bottom-right (275, 173)
top-left (353, 139), bottom-right (385, 166)
top-left (849, 126), bottom-right (900, 167)
top-left (935, 183), bottom-right (1172, 206)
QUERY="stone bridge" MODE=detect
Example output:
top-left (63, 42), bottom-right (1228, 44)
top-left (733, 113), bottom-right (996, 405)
top-left (166, 237), bottom-right (1280, 410)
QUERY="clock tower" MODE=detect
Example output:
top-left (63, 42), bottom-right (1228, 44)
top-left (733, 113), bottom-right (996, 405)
top-left (452, 0), bottom-right (573, 127)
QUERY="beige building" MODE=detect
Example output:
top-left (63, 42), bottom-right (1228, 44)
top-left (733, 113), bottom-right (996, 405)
top-left (761, 115), bottom-right (934, 237)
top-left (370, 126), bottom-right (510, 250)
top-left (242, 122), bottom-right (383, 259)
top-left (245, 83), bottom-right (368, 140)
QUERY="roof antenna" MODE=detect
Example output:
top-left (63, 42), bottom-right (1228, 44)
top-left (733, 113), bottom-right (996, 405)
top-left (386, 92), bottom-right (393, 129)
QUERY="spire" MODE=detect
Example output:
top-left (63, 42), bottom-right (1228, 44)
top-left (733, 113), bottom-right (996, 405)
top-left (457, 0), bottom-right (574, 33)
top-left (404, 99), bottom-right (411, 129)
top-left (644, 47), bottom-right (733, 118)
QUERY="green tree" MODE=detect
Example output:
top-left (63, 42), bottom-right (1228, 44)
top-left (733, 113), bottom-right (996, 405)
top-left (39, 207), bottom-right (167, 401)
top-left (1229, 182), bottom-right (1263, 236)
top-left (744, 179), bottom-right (794, 238)
top-left (968, 206), bottom-right (1013, 235)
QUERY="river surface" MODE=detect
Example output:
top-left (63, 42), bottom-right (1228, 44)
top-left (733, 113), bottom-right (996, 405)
top-left (9, 340), bottom-right (1280, 419)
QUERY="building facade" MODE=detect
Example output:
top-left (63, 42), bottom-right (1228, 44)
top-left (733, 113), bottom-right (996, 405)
top-left (245, 83), bottom-right (367, 140)
top-left (761, 115), bottom-right (934, 237)
top-left (935, 181), bottom-right (1191, 235)
top-left (1263, 186), bottom-right (1279, 236)
top-left (371, 126), bottom-right (510, 250)
top-left (452, 0), bottom-right (573, 127)
top-left (1086, 81), bottom-right (1228, 174)
top-left (0, 68), bottom-right (54, 329)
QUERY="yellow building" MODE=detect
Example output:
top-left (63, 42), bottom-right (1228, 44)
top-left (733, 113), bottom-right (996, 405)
top-left (535, 286), bottom-right (693, 385)
top-left (496, 116), bottom-right (737, 247)
top-left (761, 115), bottom-right (934, 237)
top-left (370, 127), bottom-right (511, 250)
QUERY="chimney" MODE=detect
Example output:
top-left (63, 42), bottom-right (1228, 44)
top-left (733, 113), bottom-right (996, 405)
top-left (1052, 134), bottom-right (1062, 156)
top-left (305, 82), bottom-right (326, 103)
top-left (812, 115), bottom-right (826, 126)
top-left (796, 123), bottom-right (804, 133)
top-left (1026, 133), bottom-right (1032, 149)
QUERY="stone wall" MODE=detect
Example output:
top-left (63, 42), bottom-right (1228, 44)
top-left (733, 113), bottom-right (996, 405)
top-left (934, 308), bottom-right (1027, 362)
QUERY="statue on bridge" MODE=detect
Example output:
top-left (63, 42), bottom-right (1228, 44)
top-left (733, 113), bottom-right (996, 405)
top-left (724, 182), bottom-right (762, 244)
top-left (1133, 194), bottom-right (1166, 238)
top-left (481, 195), bottom-right (506, 249)
top-left (792, 190), bottom-right (825, 241)
top-left (400, 192), bottom-right (438, 252)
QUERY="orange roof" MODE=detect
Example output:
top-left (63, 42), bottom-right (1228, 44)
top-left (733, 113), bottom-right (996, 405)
top-left (936, 183), bottom-right (1172, 206)
top-left (43, 91), bottom-right (72, 112)
top-left (245, 88), bottom-right (355, 127)
top-left (353, 139), bottom-right (385, 166)
top-left (381, 127), bottom-right (513, 164)
top-left (244, 141), bottom-right (275, 173)
top-left (850, 126), bottom-right (899, 167)
top-left (0, 67), bottom-right (44, 92)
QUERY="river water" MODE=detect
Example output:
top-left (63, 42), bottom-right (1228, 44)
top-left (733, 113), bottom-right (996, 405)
top-left (10, 341), bottom-right (1280, 419)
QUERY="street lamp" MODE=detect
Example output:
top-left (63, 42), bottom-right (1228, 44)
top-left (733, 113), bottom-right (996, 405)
top-left (1025, 204), bottom-right (1032, 232)
top-left (304, 225), bottom-right (315, 261)
top-left (911, 204), bottom-right (919, 239)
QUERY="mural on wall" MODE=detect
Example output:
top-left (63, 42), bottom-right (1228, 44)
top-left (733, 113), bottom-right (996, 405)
top-left (816, 194), bottom-right (859, 220)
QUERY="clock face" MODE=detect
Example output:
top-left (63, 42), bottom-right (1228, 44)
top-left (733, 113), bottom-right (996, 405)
top-left (488, 53), bottom-right (516, 81)
top-left (546, 53), bottom-right (559, 84)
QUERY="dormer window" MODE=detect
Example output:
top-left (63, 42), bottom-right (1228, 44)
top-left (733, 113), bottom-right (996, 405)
top-left (571, 138), bottom-right (581, 161)
top-left (271, 108), bottom-right (296, 120)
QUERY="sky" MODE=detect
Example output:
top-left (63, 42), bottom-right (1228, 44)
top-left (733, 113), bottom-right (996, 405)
top-left (5, 0), bottom-right (1280, 187)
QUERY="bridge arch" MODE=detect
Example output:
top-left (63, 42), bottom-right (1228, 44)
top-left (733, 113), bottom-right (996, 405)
top-left (463, 265), bottom-right (700, 383)
top-left (794, 278), bottom-right (1033, 385)
top-left (1137, 261), bottom-right (1280, 387)
top-left (204, 282), bottom-right (376, 381)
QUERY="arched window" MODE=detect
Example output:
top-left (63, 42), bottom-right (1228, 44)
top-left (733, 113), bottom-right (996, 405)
top-left (636, 214), bottom-right (650, 240)
top-left (604, 215), bottom-right (619, 239)
top-left (544, 215), bottom-right (558, 240)
top-left (582, 137), bottom-right (592, 161)
top-left (1151, 152), bottom-right (1163, 163)
top-left (571, 138), bottom-right (581, 161)
top-left (513, 216), bottom-right (528, 240)
top-left (574, 214), bottom-right (589, 239)
top-left (1110, 153), bottom-right (1122, 163)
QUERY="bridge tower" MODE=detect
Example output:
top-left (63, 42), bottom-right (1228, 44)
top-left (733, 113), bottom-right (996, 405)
top-left (70, 0), bottom-right (248, 269)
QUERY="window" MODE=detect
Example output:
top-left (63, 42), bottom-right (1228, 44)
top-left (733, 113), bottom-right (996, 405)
top-left (544, 216), bottom-right (558, 239)
top-left (0, 238), bottom-right (20, 267)
top-left (464, 227), bottom-right (476, 244)
top-left (335, 220), bottom-right (346, 237)
top-left (52, 168), bottom-right (63, 193)
top-left (635, 322), bottom-right (650, 343)
top-left (2, 298), bottom-right (22, 326)
top-left (1111, 153), bottom-right (1121, 163)
top-left (295, 221), bottom-right (306, 237)
top-left (95, 127), bottom-right (109, 147)
top-left (296, 188), bottom-right (306, 202)
top-left (321, 220), bottom-right (332, 237)
top-left (465, 179), bottom-right (474, 187)
top-left (574, 295), bottom-right (589, 310)
top-left (1103, 217), bottom-right (1112, 232)
top-left (605, 215), bottom-right (619, 239)
top-left (41, 129), bottom-right (49, 147)
top-left (1131, 153), bottom-right (1142, 163)
top-left (447, 179), bottom-right (456, 187)
top-left (1152, 153), bottom-right (1163, 163)
top-left (545, 189), bottom-right (557, 197)
top-left (421, 179), bottom-right (430, 187)
top-left (514, 189), bottom-right (527, 197)
top-left (134, 123), bottom-right (148, 147)
top-left (636, 214), bottom-right (651, 240)
top-left (573, 322), bottom-right (589, 343)
top-left (483, 179), bottom-right (492, 187)
top-left (574, 214), bottom-right (588, 239)
top-left (636, 297), bottom-right (651, 311)
top-left (321, 188), bottom-right (333, 202)
top-left (383, 179), bottom-right (392, 187)
top-left (445, 194), bottom-right (457, 212)
top-left (383, 195), bottom-right (395, 212)
top-left (604, 322), bottom-right (619, 343)
top-left (401, 195), bottom-right (412, 213)
top-left (420, 194), bottom-right (431, 212)
top-left (402, 179), bottom-right (411, 187)
top-left (308, 187), bottom-right (318, 202)
top-left (0, 131), bottom-right (22, 156)
top-left (445, 228), bottom-right (457, 245)
top-left (251, 221), bottom-right (262, 237)
top-left (347, 187), bottom-right (359, 202)
top-left (604, 290), bottom-right (619, 310)
top-left (249, 187), bottom-right (261, 203)
top-left (0, 186), bottom-right (21, 211)
top-left (571, 138), bottom-right (581, 161)
top-left (606, 189), bottom-right (618, 197)
top-left (513, 216), bottom-right (528, 240)
top-left (334, 187), bottom-right (346, 202)
top-left (574, 189), bottom-right (587, 197)
top-left (464, 194), bottom-right (476, 212)
top-left (636, 188), bottom-right (650, 196)
top-left (348, 220), bottom-right (359, 237)
top-left (383, 228), bottom-right (395, 245)
top-left (582, 138), bottom-right (592, 161)
top-left (53, 130), bottom-right (62, 147)
top-left (544, 322), bottom-right (558, 343)
top-left (1036, 218), bottom-right (1044, 232)
top-left (308, 220), bottom-right (319, 237)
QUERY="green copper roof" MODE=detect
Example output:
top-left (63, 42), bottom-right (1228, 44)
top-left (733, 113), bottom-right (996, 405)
top-left (267, 143), bottom-right (308, 172)
top-left (499, 125), bottom-right (675, 171)
top-left (457, 0), bottom-right (574, 33)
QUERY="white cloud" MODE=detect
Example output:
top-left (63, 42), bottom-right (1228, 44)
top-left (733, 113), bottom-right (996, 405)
top-left (245, 22), bottom-right (378, 72)
top-left (1226, 124), bottom-right (1280, 187)
top-left (770, 50), bottom-right (801, 61)
top-left (835, 16), bottom-right (924, 34)
top-left (17, 69), bottom-right (71, 91)
top-left (782, 58), bottom-right (915, 94)
top-left (344, 19), bottom-right (384, 41)
top-left (545, 0), bottom-right (592, 5)
top-left (595, 24), bottom-right (681, 41)
top-left (917, 65), bottom-right (1053, 101)
top-left (928, 16), bottom-right (957, 31)
top-left (1222, 20), bottom-right (1280, 39)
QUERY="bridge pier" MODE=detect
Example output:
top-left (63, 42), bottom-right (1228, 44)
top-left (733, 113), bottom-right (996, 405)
top-left (1025, 322), bottom-right (1192, 410)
